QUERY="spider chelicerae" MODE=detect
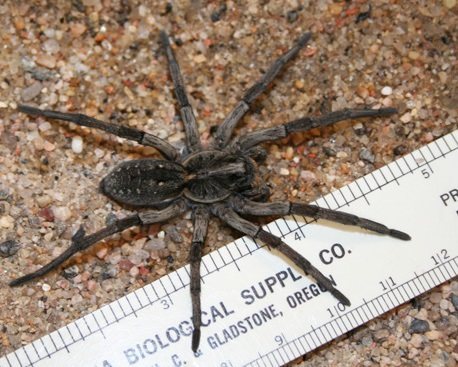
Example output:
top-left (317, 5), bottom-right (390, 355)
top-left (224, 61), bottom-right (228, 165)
top-left (13, 31), bottom-right (410, 352)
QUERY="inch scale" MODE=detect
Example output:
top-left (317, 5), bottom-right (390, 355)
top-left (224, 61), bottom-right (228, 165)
top-left (1, 130), bottom-right (457, 367)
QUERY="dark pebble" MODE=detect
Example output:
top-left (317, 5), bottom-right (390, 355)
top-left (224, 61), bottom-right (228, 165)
top-left (435, 316), bottom-right (450, 330)
top-left (0, 240), bottom-right (20, 257)
top-left (359, 148), bottom-right (375, 163)
top-left (451, 293), bottom-right (458, 309)
top-left (165, 226), bottom-right (183, 243)
top-left (353, 126), bottom-right (367, 136)
top-left (167, 255), bottom-right (174, 263)
top-left (323, 147), bottom-right (336, 157)
top-left (62, 265), bottom-right (79, 279)
top-left (105, 212), bottom-right (118, 226)
top-left (0, 189), bottom-right (10, 201)
top-left (101, 264), bottom-right (118, 280)
top-left (211, 4), bottom-right (227, 22)
top-left (394, 125), bottom-right (408, 137)
top-left (355, 4), bottom-right (371, 23)
top-left (393, 144), bottom-right (408, 156)
top-left (409, 318), bottom-right (430, 334)
top-left (286, 10), bottom-right (298, 23)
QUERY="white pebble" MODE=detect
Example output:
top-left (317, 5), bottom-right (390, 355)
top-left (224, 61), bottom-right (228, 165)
top-left (71, 136), bottom-right (83, 154)
top-left (381, 86), bottom-right (393, 96)
top-left (279, 168), bottom-right (290, 176)
top-left (42, 283), bottom-right (51, 292)
top-left (0, 215), bottom-right (14, 229)
top-left (53, 206), bottom-right (71, 221)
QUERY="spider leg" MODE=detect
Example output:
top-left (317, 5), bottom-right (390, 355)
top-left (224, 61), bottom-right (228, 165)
top-left (212, 204), bottom-right (350, 306)
top-left (17, 105), bottom-right (178, 160)
top-left (214, 32), bottom-right (312, 148)
top-left (160, 31), bottom-right (201, 152)
top-left (231, 197), bottom-right (410, 240)
top-left (9, 200), bottom-right (186, 287)
top-left (235, 107), bottom-right (397, 151)
top-left (189, 206), bottom-right (210, 352)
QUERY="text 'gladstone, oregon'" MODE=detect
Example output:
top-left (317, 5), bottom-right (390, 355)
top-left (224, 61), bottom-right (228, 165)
top-left (122, 266), bottom-right (339, 364)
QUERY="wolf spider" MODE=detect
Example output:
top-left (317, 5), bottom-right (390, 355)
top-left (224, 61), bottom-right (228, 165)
top-left (13, 31), bottom-right (410, 352)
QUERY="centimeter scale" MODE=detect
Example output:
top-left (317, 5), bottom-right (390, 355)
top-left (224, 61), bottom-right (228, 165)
top-left (1, 130), bottom-right (457, 367)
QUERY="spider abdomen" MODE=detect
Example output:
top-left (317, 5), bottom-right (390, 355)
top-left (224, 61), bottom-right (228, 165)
top-left (100, 159), bottom-right (186, 207)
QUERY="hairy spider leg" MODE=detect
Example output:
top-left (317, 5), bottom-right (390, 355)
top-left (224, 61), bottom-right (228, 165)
top-left (214, 32), bottom-right (312, 148)
top-left (212, 204), bottom-right (350, 306)
top-left (160, 31), bottom-right (202, 153)
top-left (236, 107), bottom-right (398, 151)
top-left (17, 105), bottom-right (178, 160)
top-left (231, 198), bottom-right (411, 240)
top-left (189, 207), bottom-right (210, 352)
top-left (9, 201), bottom-right (186, 287)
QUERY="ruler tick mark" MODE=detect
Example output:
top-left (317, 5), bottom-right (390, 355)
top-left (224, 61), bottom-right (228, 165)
top-left (73, 321), bottom-right (85, 340)
top-left (125, 295), bottom-right (138, 318)
top-left (56, 330), bottom-right (70, 353)
top-left (354, 179), bottom-right (370, 205)
top-left (386, 164), bottom-right (400, 185)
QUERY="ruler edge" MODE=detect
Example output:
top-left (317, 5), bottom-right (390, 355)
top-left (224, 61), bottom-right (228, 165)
top-left (244, 256), bottom-right (457, 366)
top-left (1, 130), bottom-right (457, 367)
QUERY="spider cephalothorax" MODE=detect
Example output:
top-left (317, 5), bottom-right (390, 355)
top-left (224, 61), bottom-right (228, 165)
top-left (13, 31), bottom-right (410, 352)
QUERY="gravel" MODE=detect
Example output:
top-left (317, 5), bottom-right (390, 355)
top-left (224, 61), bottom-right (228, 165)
top-left (0, 1), bottom-right (456, 366)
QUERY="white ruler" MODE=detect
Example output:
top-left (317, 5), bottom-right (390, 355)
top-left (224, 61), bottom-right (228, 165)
top-left (1, 131), bottom-right (457, 367)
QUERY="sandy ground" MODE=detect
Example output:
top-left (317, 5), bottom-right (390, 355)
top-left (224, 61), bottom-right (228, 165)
top-left (0, 1), bottom-right (457, 366)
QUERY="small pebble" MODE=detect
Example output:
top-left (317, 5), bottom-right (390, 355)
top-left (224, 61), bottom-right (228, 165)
top-left (43, 140), bottom-right (56, 152)
top-left (451, 293), bottom-right (458, 309)
top-left (300, 170), bottom-right (316, 181)
top-left (86, 279), bottom-right (97, 292)
top-left (373, 329), bottom-right (389, 341)
top-left (425, 330), bottom-right (443, 340)
top-left (400, 112), bottom-right (412, 123)
top-left (410, 334), bottom-right (424, 348)
top-left (279, 168), bottom-right (290, 176)
top-left (42, 283), bottom-right (51, 292)
top-left (443, 0), bottom-right (456, 9)
top-left (285, 147), bottom-right (294, 160)
top-left (165, 226), bottom-right (183, 243)
top-left (210, 4), bottom-right (227, 22)
top-left (393, 145), bottom-right (408, 156)
top-left (62, 265), bottom-right (79, 279)
top-left (361, 335), bottom-right (373, 347)
top-left (21, 82), bottom-right (42, 102)
top-left (145, 238), bottom-right (166, 250)
top-left (381, 86), bottom-right (393, 96)
top-left (408, 51), bottom-right (420, 60)
top-left (409, 318), bottom-right (430, 334)
top-left (0, 240), bottom-right (20, 257)
top-left (96, 247), bottom-right (108, 259)
top-left (0, 215), bottom-right (14, 229)
top-left (129, 266), bottom-right (139, 277)
top-left (35, 54), bottom-right (56, 69)
top-left (439, 299), bottom-right (450, 310)
top-left (118, 259), bottom-right (134, 271)
top-left (101, 264), bottom-right (118, 280)
top-left (43, 39), bottom-right (60, 54)
top-left (70, 23), bottom-right (87, 37)
top-left (286, 10), bottom-right (299, 23)
top-left (193, 54), bottom-right (206, 63)
top-left (359, 148), bottom-right (375, 163)
top-left (71, 136), bottom-right (83, 154)
top-left (52, 206), bottom-right (72, 221)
